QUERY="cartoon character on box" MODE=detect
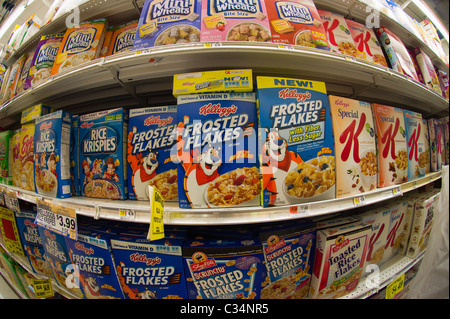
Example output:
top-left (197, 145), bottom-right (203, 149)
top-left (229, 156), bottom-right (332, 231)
top-left (103, 157), bottom-right (120, 182)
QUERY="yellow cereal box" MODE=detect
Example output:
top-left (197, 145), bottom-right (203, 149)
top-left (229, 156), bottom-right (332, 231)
top-left (99, 26), bottom-right (114, 58)
top-left (11, 129), bottom-right (21, 187)
top-left (51, 18), bottom-right (107, 76)
top-left (107, 21), bottom-right (138, 56)
top-left (19, 123), bottom-right (35, 191)
top-left (20, 103), bottom-right (53, 124)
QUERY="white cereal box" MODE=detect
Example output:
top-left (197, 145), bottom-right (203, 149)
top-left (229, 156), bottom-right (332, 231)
top-left (381, 198), bottom-right (408, 264)
top-left (427, 119), bottom-right (438, 172)
top-left (403, 110), bottom-right (425, 180)
top-left (309, 222), bottom-right (371, 299)
top-left (329, 96), bottom-right (377, 198)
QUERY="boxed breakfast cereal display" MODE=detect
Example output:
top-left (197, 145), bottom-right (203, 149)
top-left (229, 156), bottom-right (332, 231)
top-left (176, 92), bottom-right (259, 208)
top-left (403, 110), bottom-right (426, 180)
top-left (183, 238), bottom-right (263, 299)
top-left (1, 54), bottom-right (26, 103)
top-left (99, 26), bottom-right (114, 57)
top-left (0, 130), bottom-right (12, 185)
top-left (329, 95), bottom-right (377, 198)
top-left (256, 76), bottom-right (335, 207)
top-left (428, 119), bottom-right (438, 171)
top-left (15, 50), bottom-right (35, 95)
top-left (412, 47), bottom-right (442, 95)
top-left (107, 21), bottom-right (138, 56)
top-left (0, 206), bottom-right (25, 256)
top-left (380, 199), bottom-right (408, 264)
top-left (127, 106), bottom-right (178, 201)
top-left (372, 104), bottom-right (408, 187)
top-left (79, 108), bottom-right (128, 200)
top-left (440, 116), bottom-right (449, 165)
top-left (133, 0), bottom-right (202, 49)
top-left (34, 110), bottom-right (73, 199)
top-left (19, 123), bottom-right (35, 191)
top-left (264, 0), bottom-right (330, 49)
top-left (419, 118), bottom-right (431, 174)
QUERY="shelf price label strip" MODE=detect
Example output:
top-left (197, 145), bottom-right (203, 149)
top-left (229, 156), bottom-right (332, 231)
top-left (385, 273), bottom-right (405, 299)
top-left (147, 185), bottom-right (165, 241)
top-left (32, 278), bottom-right (54, 299)
top-left (35, 199), bottom-right (77, 241)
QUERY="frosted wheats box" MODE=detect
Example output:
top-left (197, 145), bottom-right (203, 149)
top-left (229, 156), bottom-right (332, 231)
top-left (127, 106), bottom-right (178, 201)
top-left (176, 93), bottom-right (260, 208)
top-left (403, 110), bottom-right (426, 180)
top-left (79, 108), bottom-right (128, 200)
top-left (107, 21), bottom-right (138, 56)
top-left (133, 0), bottom-right (202, 49)
top-left (256, 76), bottom-right (335, 207)
top-left (34, 110), bottom-right (73, 198)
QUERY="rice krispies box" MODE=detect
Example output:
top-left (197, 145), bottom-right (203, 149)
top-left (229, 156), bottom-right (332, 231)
top-left (79, 108), bottom-right (128, 200)
top-left (34, 110), bottom-right (73, 199)
top-left (372, 104), bottom-right (408, 187)
top-left (127, 106), bottom-right (178, 201)
top-left (183, 238), bottom-right (263, 299)
top-left (200, 0), bottom-right (272, 43)
top-left (133, 0), bottom-right (202, 49)
top-left (403, 110), bottom-right (425, 180)
top-left (329, 96), bottom-right (377, 198)
top-left (256, 76), bottom-right (335, 207)
top-left (176, 93), bottom-right (260, 208)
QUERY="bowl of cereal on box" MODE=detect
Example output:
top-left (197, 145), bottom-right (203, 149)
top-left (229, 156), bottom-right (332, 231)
top-left (227, 23), bottom-right (271, 42)
top-left (154, 25), bottom-right (200, 46)
top-left (359, 150), bottom-right (377, 190)
top-left (36, 169), bottom-right (58, 197)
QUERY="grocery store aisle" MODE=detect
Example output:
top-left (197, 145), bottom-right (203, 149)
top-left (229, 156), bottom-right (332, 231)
top-left (0, 273), bottom-right (19, 299)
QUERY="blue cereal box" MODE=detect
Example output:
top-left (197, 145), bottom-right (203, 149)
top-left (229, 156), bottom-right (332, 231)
top-left (133, 0), bottom-right (202, 49)
top-left (64, 229), bottom-right (125, 299)
top-left (34, 110), bottom-right (73, 198)
top-left (110, 237), bottom-right (188, 299)
top-left (176, 92), bottom-right (260, 208)
top-left (256, 76), bottom-right (335, 207)
top-left (127, 106), bottom-right (178, 201)
top-left (70, 115), bottom-right (81, 196)
top-left (403, 110), bottom-right (425, 181)
top-left (183, 238), bottom-right (263, 299)
top-left (79, 108), bottom-right (128, 199)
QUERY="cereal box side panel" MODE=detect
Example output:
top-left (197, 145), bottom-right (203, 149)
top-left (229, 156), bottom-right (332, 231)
top-left (434, 120), bottom-right (444, 170)
top-left (419, 118), bottom-right (431, 174)
top-left (11, 129), bottom-right (21, 187)
top-left (0, 131), bottom-right (11, 184)
top-left (19, 123), bottom-right (35, 191)
top-left (99, 26), bottom-right (115, 58)
top-left (427, 119), bottom-right (438, 171)
top-left (71, 115), bottom-right (81, 196)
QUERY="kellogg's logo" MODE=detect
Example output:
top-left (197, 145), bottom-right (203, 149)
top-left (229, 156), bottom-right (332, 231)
top-left (278, 88), bottom-right (311, 102)
top-left (144, 115), bottom-right (174, 127)
top-left (40, 121), bottom-right (52, 131)
top-left (74, 242), bottom-right (94, 255)
top-left (199, 103), bottom-right (237, 117)
top-left (334, 99), bottom-right (350, 108)
top-left (130, 252), bottom-right (162, 266)
top-left (81, 122), bottom-right (94, 129)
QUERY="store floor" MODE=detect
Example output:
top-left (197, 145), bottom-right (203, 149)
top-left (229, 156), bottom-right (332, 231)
top-left (0, 274), bottom-right (19, 299)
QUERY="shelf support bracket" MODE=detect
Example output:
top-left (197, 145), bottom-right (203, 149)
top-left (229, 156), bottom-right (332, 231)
top-left (131, 0), bottom-right (141, 16)
top-left (107, 67), bottom-right (148, 106)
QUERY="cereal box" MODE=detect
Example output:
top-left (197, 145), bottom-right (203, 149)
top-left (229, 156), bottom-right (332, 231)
top-left (428, 119), bottom-right (438, 172)
top-left (11, 129), bottom-right (21, 187)
top-left (434, 119), bottom-right (445, 170)
top-left (99, 26), bottom-right (114, 58)
top-left (264, 0), bottom-right (330, 49)
top-left (111, 237), bottom-right (188, 299)
top-left (256, 76), bottom-right (335, 207)
top-left (0, 206), bottom-right (25, 256)
top-left (133, 0), bottom-right (201, 49)
top-left (419, 118), bottom-right (430, 174)
top-left (183, 238), bottom-right (263, 299)
top-left (1, 54), bottom-right (26, 103)
top-left (34, 110), bottom-right (73, 198)
top-left (0, 131), bottom-right (12, 185)
top-left (79, 108), bottom-right (128, 200)
top-left (345, 19), bottom-right (388, 67)
top-left (21, 103), bottom-right (53, 124)
top-left (51, 19), bottom-right (107, 76)
top-left (397, 194), bottom-right (416, 256)
top-left (107, 21), bottom-right (138, 56)
top-left (127, 106), bottom-right (178, 201)
top-left (15, 50), bottom-right (35, 95)
top-left (372, 104), bottom-right (408, 187)
top-left (23, 33), bottom-right (64, 90)
top-left (71, 115), bottom-right (81, 196)
top-left (381, 199), bottom-right (408, 264)
top-left (318, 10), bottom-right (358, 57)
top-left (329, 96), bottom-right (377, 197)
top-left (403, 110), bottom-right (425, 180)
top-left (440, 116), bottom-right (449, 165)
top-left (412, 48), bottom-right (442, 95)
top-left (200, 0), bottom-right (271, 43)
top-left (259, 220), bottom-right (316, 299)
top-left (309, 222), bottom-right (371, 299)
top-left (19, 123), bottom-right (35, 191)
top-left (176, 93), bottom-right (260, 208)
top-left (173, 69), bottom-right (253, 97)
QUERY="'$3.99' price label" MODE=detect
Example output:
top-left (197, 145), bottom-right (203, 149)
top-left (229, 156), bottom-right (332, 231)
top-left (35, 199), bottom-right (77, 240)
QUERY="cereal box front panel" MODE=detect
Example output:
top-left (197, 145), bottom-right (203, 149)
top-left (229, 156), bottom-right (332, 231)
top-left (108, 21), bottom-right (138, 56)
top-left (11, 129), bottom-right (21, 187)
top-left (403, 110), bottom-right (425, 180)
top-left (381, 200), bottom-right (407, 263)
top-left (256, 76), bottom-right (335, 207)
top-left (128, 106), bottom-right (178, 201)
top-left (133, 0), bottom-right (201, 49)
top-left (372, 104), bottom-right (408, 187)
top-left (200, 0), bottom-right (271, 43)
top-left (176, 93), bottom-right (260, 209)
top-left (329, 96), bottom-right (377, 198)
top-left (19, 123), bottom-right (35, 191)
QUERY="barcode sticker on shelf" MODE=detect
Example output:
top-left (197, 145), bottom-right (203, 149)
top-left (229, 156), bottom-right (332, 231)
top-left (392, 186), bottom-right (402, 197)
top-left (278, 45), bottom-right (294, 50)
top-left (353, 195), bottom-right (365, 207)
top-left (290, 204), bottom-right (310, 215)
top-left (35, 199), bottom-right (77, 240)
top-left (385, 273), bottom-right (405, 299)
top-left (204, 42), bottom-right (222, 48)
top-left (32, 278), bottom-right (54, 299)
top-left (119, 209), bottom-right (136, 221)
top-left (4, 190), bottom-right (19, 213)
top-left (147, 185), bottom-right (165, 241)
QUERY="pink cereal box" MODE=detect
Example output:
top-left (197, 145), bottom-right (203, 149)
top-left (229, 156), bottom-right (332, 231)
top-left (329, 96), bottom-right (377, 198)
top-left (200, 0), bottom-right (272, 43)
top-left (372, 104), bottom-right (408, 187)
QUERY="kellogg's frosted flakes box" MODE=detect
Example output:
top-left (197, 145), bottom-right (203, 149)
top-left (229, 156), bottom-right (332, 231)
top-left (79, 108), bottom-right (128, 200)
top-left (200, 0), bottom-right (271, 43)
top-left (257, 76), bottom-right (335, 207)
top-left (264, 0), bottom-right (330, 49)
top-left (183, 238), bottom-right (263, 299)
top-left (176, 92), bottom-right (260, 208)
top-left (107, 21), bottom-right (138, 56)
top-left (111, 237), bottom-right (188, 299)
top-left (127, 106), bottom-right (178, 201)
top-left (34, 110), bottom-right (73, 198)
top-left (133, 0), bottom-right (201, 49)
top-left (372, 104), bottom-right (408, 187)
top-left (329, 96), bottom-right (377, 198)
top-left (403, 110), bottom-right (425, 180)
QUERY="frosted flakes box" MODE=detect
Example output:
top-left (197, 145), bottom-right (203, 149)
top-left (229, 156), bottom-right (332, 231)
top-left (19, 123), bottom-right (35, 191)
top-left (329, 96), bottom-right (377, 198)
top-left (200, 0), bottom-right (271, 43)
top-left (256, 76), bottom-right (335, 207)
top-left (176, 92), bottom-right (260, 208)
top-left (133, 0), bottom-right (201, 49)
top-left (0, 131), bottom-right (12, 185)
top-left (183, 238), bottom-right (263, 299)
top-left (127, 106), bottom-right (178, 201)
top-left (372, 104), bottom-right (408, 187)
top-left (427, 119), bottom-right (437, 172)
top-left (111, 237), bottom-right (188, 299)
top-left (34, 110), bottom-right (73, 198)
top-left (107, 21), bottom-right (138, 56)
top-left (403, 110), bottom-right (425, 180)
top-left (79, 108), bottom-right (128, 200)
top-left (258, 220), bottom-right (316, 299)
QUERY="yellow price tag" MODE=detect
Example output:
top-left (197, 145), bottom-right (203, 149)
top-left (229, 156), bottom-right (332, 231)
top-left (32, 278), bottom-right (54, 299)
top-left (385, 274), bottom-right (405, 299)
top-left (147, 186), bottom-right (165, 241)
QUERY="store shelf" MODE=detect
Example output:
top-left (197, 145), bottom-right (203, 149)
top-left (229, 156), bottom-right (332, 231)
top-left (0, 268), bottom-right (24, 299)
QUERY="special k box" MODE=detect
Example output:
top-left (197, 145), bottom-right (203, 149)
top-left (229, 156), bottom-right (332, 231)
top-left (403, 110), bottom-right (425, 180)
top-left (427, 119), bottom-right (438, 172)
top-left (329, 96), bottom-right (377, 198)
top-left (419, 118), bottom-right (430, 174)
top-left (372, 104), bottom-right (408, 187)
top-left (200, 0), bottom-right (271, 43)
top-left (264, 0), bottom-right (330, 49)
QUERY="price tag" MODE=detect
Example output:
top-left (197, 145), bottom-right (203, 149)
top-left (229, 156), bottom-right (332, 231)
top-left (412, 181), bottom-right (417, 189)
top-left (204, 42), bottom-right (222, 48)
top-left (4, 190), bottom-right (20, 213)
top-left (147, 185), bottom-right (164, 241)
top-left (35, 199), bottom-right (77, 240)
top-left (278, 45), bottom-right (294, 50)
top-left (119, 209), bottom-right (136, 221)
top-left (290, 204), bottom-right (310, 214)
top-left (32, 278), bottom-right (54, 299)
top-left (353, 195), bottom-right (365, 207)
top-left (385, 274), bottom-right (405, 299)
top-left (392, 186), bottom-right (402, 197)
